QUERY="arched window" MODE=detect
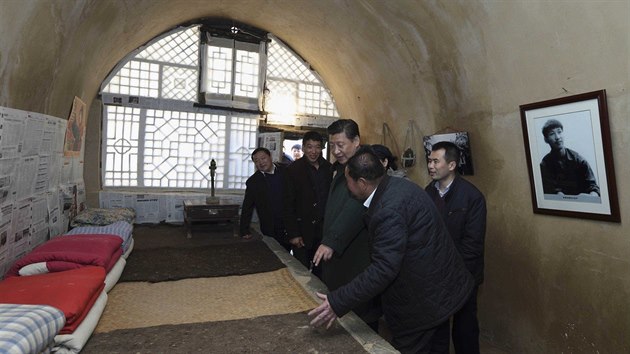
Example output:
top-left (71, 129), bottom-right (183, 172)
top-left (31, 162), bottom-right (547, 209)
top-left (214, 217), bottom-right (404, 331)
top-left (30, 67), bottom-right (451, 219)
top-left (100, 22), bottom-right (339, 190)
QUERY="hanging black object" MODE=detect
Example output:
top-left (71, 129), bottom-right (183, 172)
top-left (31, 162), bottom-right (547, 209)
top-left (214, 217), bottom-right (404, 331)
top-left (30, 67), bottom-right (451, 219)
top-left (401, 148), bottom-right (416, 168)
top-left (401, 120), bottom-right (418, 168)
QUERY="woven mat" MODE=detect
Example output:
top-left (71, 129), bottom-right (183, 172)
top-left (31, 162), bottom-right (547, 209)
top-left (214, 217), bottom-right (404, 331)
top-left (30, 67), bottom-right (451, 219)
top-left (84, 312), bottom-right (367, 354)
top-left (119, 240), bottom-right (285, 282)
top-left (95, 268), bottom-right (318, 333)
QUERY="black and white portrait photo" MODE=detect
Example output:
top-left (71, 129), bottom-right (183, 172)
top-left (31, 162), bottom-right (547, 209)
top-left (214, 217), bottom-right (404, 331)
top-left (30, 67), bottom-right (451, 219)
top-left (536, 114), bottom-right (600, 202)
top-left (520, 90), bottom-right (620, 222)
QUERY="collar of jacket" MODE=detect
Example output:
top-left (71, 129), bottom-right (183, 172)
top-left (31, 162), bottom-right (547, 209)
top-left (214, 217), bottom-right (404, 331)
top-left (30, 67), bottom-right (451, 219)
top-left (365, 174), bottom-right (391, 219)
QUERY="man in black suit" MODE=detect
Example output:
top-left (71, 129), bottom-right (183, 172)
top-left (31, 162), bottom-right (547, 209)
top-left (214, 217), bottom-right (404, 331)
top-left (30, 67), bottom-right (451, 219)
top-left (239, 147), bottom-right (290, 250)
top-left (426, 141), bottom-right (487, 354)
top-left (283, 131), bottom-right (332, 277)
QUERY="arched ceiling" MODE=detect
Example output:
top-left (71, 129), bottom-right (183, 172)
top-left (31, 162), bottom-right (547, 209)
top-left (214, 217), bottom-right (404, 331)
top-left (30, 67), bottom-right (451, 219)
top-left (0, 0), bottom-right (483, 143)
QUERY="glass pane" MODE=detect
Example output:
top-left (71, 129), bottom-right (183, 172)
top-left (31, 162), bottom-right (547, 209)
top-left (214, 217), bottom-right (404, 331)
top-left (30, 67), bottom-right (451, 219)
top-left (143, 109), bottom-right (227, 188)
top-left (136, 26), bottom-right (199, 66)
top-left (102, 60), bottom-right (160, 98)
top-left (103, 106), bottom-right (140, 187)
top-left (234, 49), bottom-right (260, 98)
top-left (206, 46), bottom-right (233, 95)
top-left (162, 65), bottom-right (198, 101)
top-left (265, 37), bottom-right (339, 118)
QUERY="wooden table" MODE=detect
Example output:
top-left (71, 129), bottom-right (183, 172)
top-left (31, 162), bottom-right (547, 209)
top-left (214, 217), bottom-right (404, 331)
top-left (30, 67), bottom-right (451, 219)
top-left (183, 200), bottom-right (240, 238)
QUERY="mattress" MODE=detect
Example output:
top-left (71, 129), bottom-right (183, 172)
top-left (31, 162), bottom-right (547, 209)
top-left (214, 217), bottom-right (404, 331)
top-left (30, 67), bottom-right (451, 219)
top-left (122, 237), bottom-right (134, 259)
top-left (64, 221), bottom-right (134, 254)
top-left (0, 304), bottom-right (66, 354)
top-left (53, 290), bottom-right (108, 354)
top-left (104, 256), bottom-right (126, 293)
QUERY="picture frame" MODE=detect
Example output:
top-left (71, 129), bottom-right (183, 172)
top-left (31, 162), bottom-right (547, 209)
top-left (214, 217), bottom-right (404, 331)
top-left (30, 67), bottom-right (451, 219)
top-left (519, 89), bottom-right (620, 222)
top-left (423, 131), bottom-right (475, 175)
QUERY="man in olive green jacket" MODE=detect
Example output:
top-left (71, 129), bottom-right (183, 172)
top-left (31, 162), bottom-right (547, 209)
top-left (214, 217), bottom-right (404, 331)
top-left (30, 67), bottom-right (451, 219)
top-left (313, 119), bottom-right (380, 331)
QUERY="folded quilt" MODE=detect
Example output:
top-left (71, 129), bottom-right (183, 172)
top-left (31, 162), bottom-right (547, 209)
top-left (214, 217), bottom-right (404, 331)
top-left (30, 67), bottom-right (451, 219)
top-left (64, 221), bottom-right (133, 253)
top-left (0, 266), bottom-right (106, 334)
top-left (6, 234), bottom-right (122, 277)
top-left (0, 303), bottom-right (66, 354)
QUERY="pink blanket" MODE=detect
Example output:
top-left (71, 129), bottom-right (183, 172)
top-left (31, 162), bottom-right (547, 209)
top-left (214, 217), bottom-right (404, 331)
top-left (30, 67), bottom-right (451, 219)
top-left (6, 234), bottom-right (122, 277)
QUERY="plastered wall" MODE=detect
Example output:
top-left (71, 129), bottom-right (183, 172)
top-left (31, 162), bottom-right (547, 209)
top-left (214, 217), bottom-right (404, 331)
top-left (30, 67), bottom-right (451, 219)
top-left (0, 0), bottom-right (628, 351)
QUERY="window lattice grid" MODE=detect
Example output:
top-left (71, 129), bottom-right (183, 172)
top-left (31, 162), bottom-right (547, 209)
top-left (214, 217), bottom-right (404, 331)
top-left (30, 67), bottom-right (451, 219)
top-left (265, 37), bottom-right (339, 118)
top-left (162, 66), bottom-right (198, 101)
top-left (143, 109), bottom-right (227, 188)
top-left (103, 106), bottom-right (141, 187)
top-left (227, 116), bottom-right (257, 189)
top-left (298, 83), bottom-right (339, 117)
top-left (102, 60), bottom-right (160, 97)
top-left (234, 49), bottom-right (260, 98)
top-left (267, 39), bottom-right (317, 83)
top-left (136, 26), bottom-right (200, 66)
top-left (206, 46), bottom-right (233, 95)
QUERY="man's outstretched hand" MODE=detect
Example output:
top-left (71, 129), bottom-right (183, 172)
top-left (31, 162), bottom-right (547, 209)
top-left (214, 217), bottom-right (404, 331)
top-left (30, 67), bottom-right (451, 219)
top-left (312, 244), bottom-right (333, 266)
top-left (308, 292), bottom-right (338, 329)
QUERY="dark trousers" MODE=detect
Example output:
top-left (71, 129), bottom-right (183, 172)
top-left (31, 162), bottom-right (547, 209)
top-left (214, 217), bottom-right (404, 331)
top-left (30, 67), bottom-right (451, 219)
top-left (452, 285), bottom-right (480, 354)
top-left (292, 244), bottom-right (321, 278)
top-left (392, 319), bottom-right (450, 354)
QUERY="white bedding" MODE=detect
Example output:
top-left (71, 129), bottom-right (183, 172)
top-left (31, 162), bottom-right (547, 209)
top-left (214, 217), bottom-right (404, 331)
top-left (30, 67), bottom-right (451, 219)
top-left (104, 256), bottom-right (126, 293)
top-left (52, 290), bottom-right (108, 354)
top-left (122, 237), bottom-right (134, 259)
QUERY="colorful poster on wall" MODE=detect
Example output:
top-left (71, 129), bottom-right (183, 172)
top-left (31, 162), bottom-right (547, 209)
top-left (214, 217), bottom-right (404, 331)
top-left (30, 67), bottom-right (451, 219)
top-left (64, 96), bottom-right (87, 157)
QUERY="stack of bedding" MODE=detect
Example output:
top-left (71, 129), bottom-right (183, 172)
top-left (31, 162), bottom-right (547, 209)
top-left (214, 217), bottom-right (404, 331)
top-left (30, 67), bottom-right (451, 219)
top-left (64, 221), bottom-right (134, 259)
top-left (0, 304), bottom-right (65, 354)
top-left (5, 234), bottom-right (125, 293)
top-left (0, 209), bottom-right (137, 353)
top-left (0, 266), bottom-right (107, 354)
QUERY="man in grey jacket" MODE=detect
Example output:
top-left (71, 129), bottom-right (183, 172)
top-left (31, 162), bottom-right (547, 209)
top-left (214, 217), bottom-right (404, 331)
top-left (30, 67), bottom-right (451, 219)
top-left (309, 146), bottom-right (474, 354)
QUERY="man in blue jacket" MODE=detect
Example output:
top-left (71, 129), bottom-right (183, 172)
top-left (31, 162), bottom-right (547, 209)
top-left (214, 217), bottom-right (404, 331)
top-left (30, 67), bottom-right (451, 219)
top-left (426, 141), bottom-right (487, 354)
top-left (309, 146), bottom-right (474, 353)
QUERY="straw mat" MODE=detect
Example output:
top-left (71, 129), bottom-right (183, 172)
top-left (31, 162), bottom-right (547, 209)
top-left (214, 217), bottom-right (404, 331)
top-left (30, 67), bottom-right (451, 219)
top-left (94, 268), bottom-right (318, 333)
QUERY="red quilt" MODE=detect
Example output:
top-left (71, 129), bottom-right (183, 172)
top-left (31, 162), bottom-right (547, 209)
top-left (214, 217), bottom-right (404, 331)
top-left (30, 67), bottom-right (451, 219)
top-left (0, 266), bottom-right (106, 334)
top-left (6, 234), bottom-right (122, 277)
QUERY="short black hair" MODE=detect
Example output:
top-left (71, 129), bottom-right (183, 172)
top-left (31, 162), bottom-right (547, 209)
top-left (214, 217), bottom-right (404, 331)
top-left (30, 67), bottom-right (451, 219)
top-left (431, 141), bottom-right (460, 167)
top-left (251, 147), bottom-right (271, 159)
top-left (346, 146), bottom-right (385, 182)
top-left (542, 119), bottom-right (563, 137)
top-left (302, 131), bottom-right (325, 147)
top-left (327, 119), bottom-right (360, 140)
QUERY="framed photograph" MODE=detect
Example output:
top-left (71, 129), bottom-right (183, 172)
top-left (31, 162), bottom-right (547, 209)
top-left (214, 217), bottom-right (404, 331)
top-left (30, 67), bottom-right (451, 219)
top-left (520, 90), bottom-right (620, 222)
top-left (423, 131), bottom-right (474, 175)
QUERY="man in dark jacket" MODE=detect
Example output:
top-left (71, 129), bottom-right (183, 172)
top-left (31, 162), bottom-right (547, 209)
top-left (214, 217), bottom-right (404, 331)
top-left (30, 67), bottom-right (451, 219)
top-left (426, 141), bottom-right (487, 354)
top-left (310, 146), bottom-right (474, 354)
top-left (239, 147), bottom-right (291, 251)
top-left (283, 131), bottom-right (332, 277)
